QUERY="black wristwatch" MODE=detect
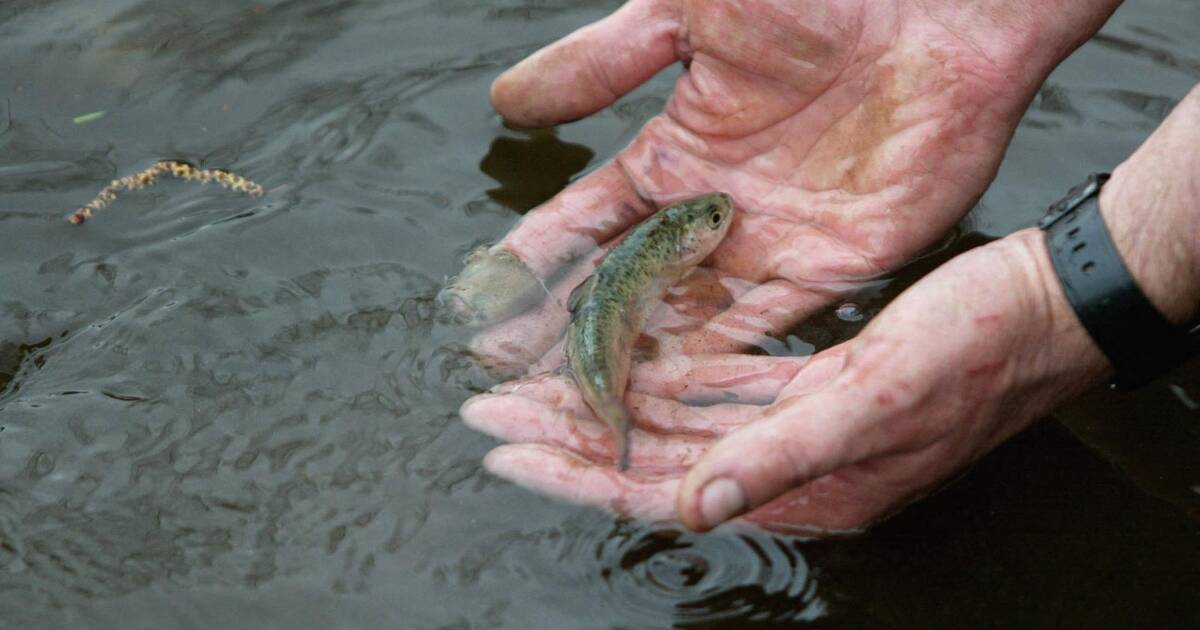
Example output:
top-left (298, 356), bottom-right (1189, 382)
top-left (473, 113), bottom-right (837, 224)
top-left (1039, 173), bottom-right (1200, 390)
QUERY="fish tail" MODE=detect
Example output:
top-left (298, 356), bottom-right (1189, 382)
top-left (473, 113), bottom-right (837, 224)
top-left (611, 402), bottom-right (633, 472)
top-left (582, 391), bottom-right (634, 471)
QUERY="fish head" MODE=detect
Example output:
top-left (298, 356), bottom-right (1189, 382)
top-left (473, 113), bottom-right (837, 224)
top-left (667, 192), bottom-right (736, 265)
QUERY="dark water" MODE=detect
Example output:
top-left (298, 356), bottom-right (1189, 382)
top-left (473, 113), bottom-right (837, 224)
top-left (0, 1), bottom-right (1197, 627)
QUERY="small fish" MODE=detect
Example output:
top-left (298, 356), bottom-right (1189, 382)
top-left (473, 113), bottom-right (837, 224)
top-left (566, 192), bottom-right (735, 470)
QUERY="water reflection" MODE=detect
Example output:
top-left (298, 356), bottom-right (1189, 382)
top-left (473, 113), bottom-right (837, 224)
top-left (0, 336), bottom-right (53, 397)
top-left (480, 130), bottom-right (594, 213)
top-left (106, 1), bottom-right (361, 88)
top-left (1091, 32), bottom-right (1200, 78)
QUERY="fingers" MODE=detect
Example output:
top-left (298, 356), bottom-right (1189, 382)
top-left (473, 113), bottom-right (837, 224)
top-left (677, 278), bottom-right (835, 354)
top-left (775, 342), bottom-right (850, 398)
top-left (628, 353), bottom-right (809, 404)
top-left (443, 163), bottom-right (657, 331)
top-left (461, 349), bottom-right (843, 468)
top-left (463, 392), bottom-right (712, 472)
top-left (627, 393), bottom-right (764, 436)
top-left (483, 444), bottom-right (682, 522)
top-left (646, 267), bottom-right (744, 336)
top-left (742, 451), bottom-right (931, 535)
top-left (490, 0), bottom-right (679, 127)
top-left (467, 346), bottom-right (935, 534)
top-left (462, 366), bottom-right (775, 467)
top-left (482, 439), bottom-right (955, 535)
top-left (489, 350), bottom-right (816, 405)
top-left (743, 426), bottom-right (990, 535)
top-left (497, 164), bottom-right (658, 279)
top-left (484, 372), bottom-right (762, 436)
top-left (468, 244), bottom-right (757, 377)
top-left (467, 245), bottom-right (601, 377)
top-left (743, 473), bottom-right (887, 536)
top-left (675, 381), bottom-right (887, 532)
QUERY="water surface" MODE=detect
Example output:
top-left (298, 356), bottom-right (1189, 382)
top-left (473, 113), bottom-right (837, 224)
top-left (1, 1), bottom-right (1198, 627)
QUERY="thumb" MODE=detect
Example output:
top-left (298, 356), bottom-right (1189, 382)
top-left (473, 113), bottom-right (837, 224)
top-left (491, 0), bottom-right (680, 127)
top-left (676, 386), bottom-right (886, 532)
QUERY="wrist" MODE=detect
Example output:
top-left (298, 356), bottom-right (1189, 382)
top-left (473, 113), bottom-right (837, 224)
top-left (1098, 85), bottom-right (1200, 325)
top-left (1008, 229), bottom-right (1112, 391)
top-left (916, 0), bottom-right (1123, 92)
top-left (1017, 0), bottom-right (1125, 76)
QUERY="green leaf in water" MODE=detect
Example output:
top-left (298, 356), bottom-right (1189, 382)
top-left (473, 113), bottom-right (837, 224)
top-left (72, 111), bottom-right (106, 124)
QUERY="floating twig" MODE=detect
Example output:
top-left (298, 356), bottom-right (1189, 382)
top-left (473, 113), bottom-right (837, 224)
top-left (68, 160), bottom-right (265, 224)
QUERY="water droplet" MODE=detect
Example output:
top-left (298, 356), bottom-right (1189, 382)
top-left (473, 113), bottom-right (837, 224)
top-left (835, 302), bottom-right (864, 322)
top-left (1168, 384), bottom-right (1198, 411)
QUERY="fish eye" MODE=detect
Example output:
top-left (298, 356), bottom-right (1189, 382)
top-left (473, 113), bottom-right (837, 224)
top-left (707, 207), bottom-right (724, 229)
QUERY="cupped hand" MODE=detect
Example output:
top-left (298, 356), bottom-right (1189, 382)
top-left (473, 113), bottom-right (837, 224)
top-left (450, 0), bottom-right (1115, 371)
top-left (461, 82), bottom-right (1200, 533)
top-left (455, 0), bottom-right (1125, 533)
top-left (461, 229), bottom-right (1109, 533)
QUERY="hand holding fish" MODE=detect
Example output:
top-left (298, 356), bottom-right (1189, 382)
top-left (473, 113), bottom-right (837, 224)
top-left (463, 228), bottom-right (1113, 533)
top-left (451, 0), bottom-right (1197, 533)
top-left (446, 0), bottom-right (1119, 367)
top-left (465, 98), bottom-right (1200, 531)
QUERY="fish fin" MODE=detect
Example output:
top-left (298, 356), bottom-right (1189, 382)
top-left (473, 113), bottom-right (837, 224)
top-left (615, 435), bottom-right (631, 472)
top-left (631, 334), bottom-right (659, 363)
top-left (536, 271), bottom-right (554, 302)
top-left (556, 324), bottom-right (572, 364)
top-left (584, 394), bottom-right (634, 471)
top-left (554, 361), bottom-right (573, 380)
top-left (566, 275), bottom-right (596, 314)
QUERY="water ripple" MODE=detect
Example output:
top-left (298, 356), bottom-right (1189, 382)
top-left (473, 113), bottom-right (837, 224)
top-left (594, 523), bottom-right (826, 626)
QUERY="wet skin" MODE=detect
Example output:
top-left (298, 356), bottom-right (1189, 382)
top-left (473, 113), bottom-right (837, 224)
top-left (458, 0), bottom-right (1200, 533)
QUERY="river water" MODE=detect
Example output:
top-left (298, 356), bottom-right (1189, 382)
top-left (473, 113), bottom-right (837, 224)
top-left (0, 1), bottom-right (1197, 628)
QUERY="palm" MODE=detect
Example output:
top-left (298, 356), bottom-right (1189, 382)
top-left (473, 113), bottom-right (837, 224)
top-left (627, 0), bottom-right (1015, 286)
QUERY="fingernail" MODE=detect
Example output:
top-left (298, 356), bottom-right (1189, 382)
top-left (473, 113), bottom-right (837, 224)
top-left (699, 478), bottom-right (747, 528)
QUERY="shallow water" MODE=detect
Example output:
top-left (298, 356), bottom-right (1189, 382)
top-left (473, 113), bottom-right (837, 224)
top-left (0, 1), bottom-right (1197, 628)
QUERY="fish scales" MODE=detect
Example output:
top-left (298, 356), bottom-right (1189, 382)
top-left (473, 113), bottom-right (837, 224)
top-left (567, 193), bottom-right (735, 470)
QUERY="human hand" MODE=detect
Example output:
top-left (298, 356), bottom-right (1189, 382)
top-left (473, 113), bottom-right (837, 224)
top-left (443, 0), bottom-right (1120, 373)
top-left (460, 229), bottom-right (1108, 533)
top-left (461, 84), bottom-right (1200, 533)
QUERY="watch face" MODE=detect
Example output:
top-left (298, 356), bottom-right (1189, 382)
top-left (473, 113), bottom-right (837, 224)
top-left (1038, 173), bottom-right (1110, 230)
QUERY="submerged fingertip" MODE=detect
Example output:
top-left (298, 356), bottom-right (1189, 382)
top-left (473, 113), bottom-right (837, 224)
top-left (482, 444), bottom-right (538, 476)
top-left (458, 393), bottom-right (489, 415)
top-left (489, 71), bottom-right (517, 116)
top-left (459, 394), bottom-right (509, 429)
top-left (489, 66), bottom-right (551, 129)
top-left (480, 446), bottom-right (512, 472)
top-left (459, 410), bottom-right (491, 437)
top-left (485, 443), bottom-right (570, 480)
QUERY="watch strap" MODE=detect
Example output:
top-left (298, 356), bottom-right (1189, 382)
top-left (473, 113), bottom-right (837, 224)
top-left (1040, 173), bottom-right (1200, 389)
